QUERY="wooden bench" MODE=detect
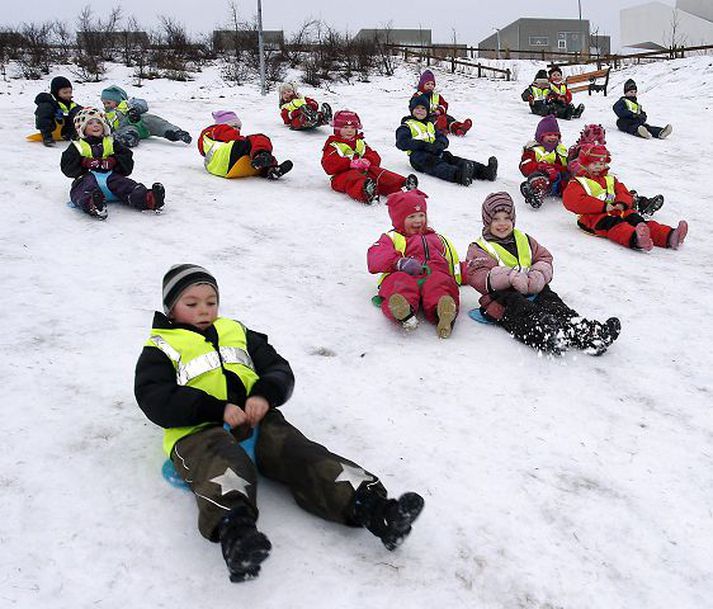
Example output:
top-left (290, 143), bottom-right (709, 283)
top-left (565, 67), bottom-right (611, 96)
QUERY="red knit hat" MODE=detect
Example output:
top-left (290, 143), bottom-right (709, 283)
top-left (332, 110), bottom-right (362, 135)
top-left (578, 143), bottom-right (611, 168)
top-left (387, 190), bottom-right (428, 233)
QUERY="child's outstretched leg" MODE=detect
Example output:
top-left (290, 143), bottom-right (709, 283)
top-left (369, 166), bottom-right (415, 198)
top-left (419, 271), bottom-right (460, 338)
top-left (107, 173), bottom-right (165, 212)
top-left (141, 113), bottom-right (192, 144)
top-left (70, 173), bottom-right (108, 219)
top-left (379, 272), bottom-right (422, 330)
top-left (647, 219), bottom-right (688, 249)
top-left (171, 427), bottom-right (269, 582)
top-left (257, 409), bottom-right (424, 551)
top-left (331, 169), bottom-right (375, 204)
top-left (498, 291), bottom-right (568, 355)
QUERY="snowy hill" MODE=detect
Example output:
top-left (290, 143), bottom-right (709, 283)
top-left (1, 56), bottom-right (712, 608)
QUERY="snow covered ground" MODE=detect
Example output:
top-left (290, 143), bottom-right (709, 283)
top-left (1, 55), bottom-right (712, 608)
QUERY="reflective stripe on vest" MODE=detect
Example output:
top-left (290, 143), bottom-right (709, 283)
top-left (378, 231), bottom-right (461, 286)
top-left (201, 134), bottom-right (233, 177)
top-left (404, 119), bottom-right (436, 155)
top-left (623, 99), bottom-right (641, 115)
top-left (281, 97), bottom-right (306, 113)
top-left (57, 100), bottom-right (77, 116)
top-left (330, 139), bottom-right (366, 159)
top-left (104, 100), bottom-right (130, 130)
top-left (429, 92), bottom-right (441, 113)
top-left (533, 143), bottom-right (568, 166)
top-left (575, 175), bottom-right (616, 202)
top-left (531, 86), bottom-right (550, 101)
top-left (145, 317), bottom-right (259, 454)
top-left (73, 137), bottom-right (114, 159)
top-left (550, 82), bottom-right (567, 96)
top-left (476, 229), bottom-right (532, 270)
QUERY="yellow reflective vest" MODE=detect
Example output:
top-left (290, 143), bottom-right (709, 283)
top-left (201, 134), bottom-right (234, 177)
top-left (57, 100), bottom-right (78, 117)
top-left (404, 119), bottom-right (436, 155)
top-left (575, 175), bottom-right (616, 202)
top-left (530, 86), bottom-right (550, 101)
top-left (476, 229), bottom-right (532, 270)
top-left (145, 317), bottom-right (260, 455)
top-left (428, 92), bottom-right (441, 114)
top-left (623, 98), bottom-right (641, 115)
top-left (378, 230), bottom-right (461, 286)
top-left (533, 143), bottom-right (568, 166)
top-left (281, 97), bottom-right (306, 115)
top-left (330, 139), bottom-right (366, 159)
top-left (73, 137), bottom-right (114, 158)
top-left (549, 82), bottom-right (568, 97)
top-left (105, 100), bottom-right (130, 130)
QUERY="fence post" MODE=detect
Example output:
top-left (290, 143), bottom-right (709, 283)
top-left (477, 63), bottom-right (482, 78)
top-left (451, 56), bottom-right (455, 73)
top-left (506, 68), bottom-right (511, 81)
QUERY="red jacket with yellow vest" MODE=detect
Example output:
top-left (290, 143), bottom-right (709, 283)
top-left (321, 134), bottom-right (382, 176)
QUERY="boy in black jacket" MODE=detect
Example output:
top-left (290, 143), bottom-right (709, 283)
top-left (34, 76), bottom-right (83, 146)
top-left (60, 107), bottom-right (165, 219)
top-left (396, 94), bottom-right (497, 186)
top-left (134, 265), bottom-right (424, 582)
top-left (612, 79), bottom-right (672, 139)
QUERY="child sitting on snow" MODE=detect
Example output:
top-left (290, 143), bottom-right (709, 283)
top-left (465, 192), bottom-right (621, 356)
top-left (396, 94), bottom-right (497, 186)
top-left (562, 144), bottom-right (687, 251)
top-left (135, 264), bottom-right (424, 582)
top-left (546, 65), bottom-right (584, 120)
top-left (33, 76), bottom-right (83, 146)
top-left (198, 110), bottom-right (292, 180)
top-left (278, 82), bottom-right (332, 130)
top-left (519, 115), bottom-right (570, 209)
top-left (60, 107), bottom-right (165, 219)
top-left (567, 123), bottom-right (664, 216)
top-left (321, 109), bottom-right (418, 204)
top-left (367, 190), bottom-right (460, 338)
top-left (613, 79), bottom-right (672, 139)
top-left (520, 69), bottom-right (554, 117)
top-left (100, 85), bottom-right (192, 148)
top-left (413, 69), bottom-right (472, 136)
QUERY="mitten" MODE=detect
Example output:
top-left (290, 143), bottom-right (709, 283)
top-left (127, 107), bottom-right (141, 123)
top-left (55, 109), bottom-right (65, 121)
top-left (526, 269), bottom-right (546, 294)
top-left (396, 257), bottom-right (424, 276)
top-left (81, 158), bottom-right (103, 170)
top-left (487, 266), bottom-right (512, 291)
top-left (99, 157), bottom-right (117, 171)
top-left (510, 269), bottom-right (530, 294)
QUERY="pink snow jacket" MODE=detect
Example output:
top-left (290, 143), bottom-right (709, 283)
top-left (464, 232), bottom-right (553, 320)
top-left (367, 228), bottom-right (458, 281)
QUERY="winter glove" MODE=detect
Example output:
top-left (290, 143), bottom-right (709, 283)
top-left (541, 165), bottom-right (559, 182)
top-left (55, 109), bottom-right (65, 121)
top-left (640, 111), bottom-right (647, 122)
top-left (487, 266), bottom-right (512, 292)
top-left (81, 158), bottom-right (103, 171)
top-left (509, 269), bottom-right (530, 294)
top-left (127, 107), bottom-right (141, 123)
top-left (526, 269), bottom-right (546, 294)
top-left (350, 158), bottom-right (370, 170)
top-left (99, 157), bottom-right (117, 172)
top-left (396, 257), bottom-right (424, 276)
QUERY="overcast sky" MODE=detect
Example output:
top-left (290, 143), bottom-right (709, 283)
top-left (3, 0), bottom-right (675, 50)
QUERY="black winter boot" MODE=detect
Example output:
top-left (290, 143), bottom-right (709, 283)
top-left (404, 174), bottom-right (419, 191)
top-left (85, 190), bottom-right (107, 220)
top-left (266, 160), bottom-right (293, 180)
top-left (455, 160), bottom-right (475, 186)
top-left (352, 482), bottom-right (424, 551)
top-left (565, 316), bottom-right (621, 355)
top-left (251, 150), bottom-right (275, 170)
top-left (218, 505), bottom-right (271, 583)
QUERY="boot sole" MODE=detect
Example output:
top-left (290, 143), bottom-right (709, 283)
top-left (381, 493), bottom-right (425, 551)
top-left (436, 296), bottom-right (457, 338)
top-left (388, 294), bottom-right (418, 330)
top-left (227, 531), bottom-right (272, 582)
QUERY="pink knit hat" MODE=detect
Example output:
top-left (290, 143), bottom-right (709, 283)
top-left (212, 110), bottom-right (242, 129)
top-left (481, 192), bottom-right (516, 240)
top-left (387, 190), bottom-right (428, 233)
top-left (332, 110), bottom-right (362, 135)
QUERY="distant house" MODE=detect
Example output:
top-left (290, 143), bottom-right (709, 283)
top-left (354, 28), bottom-right (432, 47)
top-left (212, 30), bottom-right (284, 52)
top-left (478, 18), bottom-right (610, 59)
top-left (621, 0), bottom-right (713, 49)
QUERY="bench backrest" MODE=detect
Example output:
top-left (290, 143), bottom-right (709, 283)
top-left (566, 68), bottom-right (610, 85)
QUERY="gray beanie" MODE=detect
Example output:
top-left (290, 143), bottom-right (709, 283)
top-left (162, 264), bottom-right (219, 315)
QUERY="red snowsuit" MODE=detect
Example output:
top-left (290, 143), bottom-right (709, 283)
top-left (367, 229), bottom-right (460, 323)
top-left (562, 174), bottom-right (673, 248)
top-left (321, 134), bottom-right (408, 203)
top-left (198, 124), bottom-right (272, 158)
top-left (280, 96), bottom-right (319, 129)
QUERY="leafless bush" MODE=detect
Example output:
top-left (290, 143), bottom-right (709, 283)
top-left (149, 16), bottom-right (207, 81)
top-left (15, 22), bottom-right (54, 79)
top-left (72, 6), bottom-right (125, 81)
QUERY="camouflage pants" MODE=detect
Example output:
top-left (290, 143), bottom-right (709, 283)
top-left (171, 409), bottom-right (384, 541)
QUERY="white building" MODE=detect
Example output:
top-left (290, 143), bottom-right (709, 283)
top-left (621, 0), bottom-right (713, 49)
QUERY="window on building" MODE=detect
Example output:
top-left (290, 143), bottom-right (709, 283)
top-left (558, 39), bottom-right (567, 50)
top-left (529, 36), bottom-right (549, 47)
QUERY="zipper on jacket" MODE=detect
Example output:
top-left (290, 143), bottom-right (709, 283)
top-left (421, 235), bottom-right (430, 261)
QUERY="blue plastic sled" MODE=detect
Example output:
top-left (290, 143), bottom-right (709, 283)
top-left (468, 308), bottom-right (494, 324)
top-left (162, 425), bottom-right (260, 490)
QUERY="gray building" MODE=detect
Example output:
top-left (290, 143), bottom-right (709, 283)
top-left (354, 28), bottom-right (432, 47)
top-left (479, 18), bottom-right (610, 59)
top-left (212, 30), bottom-right (284, 52)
